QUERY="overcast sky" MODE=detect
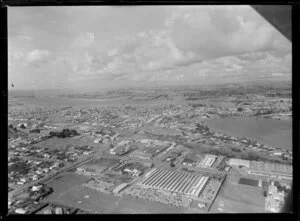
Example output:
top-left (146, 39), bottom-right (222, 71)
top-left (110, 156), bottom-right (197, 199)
top-left (8, 6), bottom-right (291, 90)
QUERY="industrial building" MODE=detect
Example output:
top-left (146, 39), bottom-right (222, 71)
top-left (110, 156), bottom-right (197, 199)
top-left (15, 208), bottom-right (27, 214)
top-left (43, 209), bottom-right (52, 214)
top-left (113, 183), bottom-right (129, 194)
top-left (130, 145), bottom-right (169, 159)
top-left (228, 158), bottom-right (250, 168)
top-left (249, 161), bottom-right (292, 179)
top-left (109, 144), bottom-right (136, 156)
top-left (110, 162), bottom-right (147, 176)
top-left (55, 207), bottom-right (63, 214)
top-left (140, 168), bottom-right (209, 198)
top-left (77, 158), bottom-right (120, 174)
top-left (198, 154), bottom-right (217, 168)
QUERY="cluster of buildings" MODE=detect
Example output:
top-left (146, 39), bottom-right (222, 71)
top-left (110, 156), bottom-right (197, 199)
top-left (8, 124), bottom-right (95, 186)
top-left (8, 184), bottom-right (53, 214)
top-left (8, 158), bottom-right (63, 185)
top-left (265, 181), bottom-right (290, 212)
top-left (181, 154), bottom-right (225, 171)
top-left (109, 140), bottom-right (137, 156)
top-left (130, 139), bottom-right (172, 160)
top-left (110, 161), bottom-right (147, 177)
top-left (93, 130), bottom-right (119, 144)
top-left (9, 144), bottom-right (45, 158)
top-left (42, 204), bottom-right (80, 214)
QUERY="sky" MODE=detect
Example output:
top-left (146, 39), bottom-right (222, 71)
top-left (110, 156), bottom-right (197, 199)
top-left (8, 6), bottom-right (291, 91)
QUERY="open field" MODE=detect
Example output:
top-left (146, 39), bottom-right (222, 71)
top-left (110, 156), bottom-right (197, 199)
top-left (210, 195), bottom-right (265, 213)
top-left (33, 135), bottom-right (107, 154)
top-left (210, 174), bottom-right (265, 213)
top-left (88, 158), bottom-right (119, 168)
top-left (45, 173), bottom-right (91, 200)
top-left (48, 184), bottom-right (185, 214)
top-left (44, 172), bottom-right (184, 213)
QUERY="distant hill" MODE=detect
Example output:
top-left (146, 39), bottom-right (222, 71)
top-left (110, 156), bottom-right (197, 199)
top-left (8, 89), bottom-right (78, 98)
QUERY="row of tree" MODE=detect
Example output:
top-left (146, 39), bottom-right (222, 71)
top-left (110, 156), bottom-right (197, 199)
top-left (49, 129), bottom-right (79, 138)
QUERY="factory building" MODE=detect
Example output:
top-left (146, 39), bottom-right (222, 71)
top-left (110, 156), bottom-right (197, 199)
top-left (249, 161), bottom-right (292, 179)
top-left (140, 168), bottom-right (209, 198)
top-left (130, 142), bottom-right (169, 160)
top-left (144, 168), bottom-right (156, 178)
top-left (228, 158), bottom-right (250, 168)
top-left (201, 154), bottom-right (217, 168)
top-left (196, 154), bottom-right (218, 168)
top-left (113, 183), bottom-right (129, 194)
top-left (55, 207), bottom-right (63, 214)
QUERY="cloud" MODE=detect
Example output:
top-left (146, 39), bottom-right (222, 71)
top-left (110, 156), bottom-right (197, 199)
top-left (10, 51), bottom-right (24, 60)
top-left (271, 73), bottom-right (285, 77)
top-left (27, 49), bottom-right (50, 62)
top-left (237, 52), bottom-right (268, 61)
top-left (72, 32), bottom-right (95, 48)
top-left (167, 6), bottom-right (291, 61)
top-left (18, 35), bottom-right (32, 41)
top-left (8, 6), bottom-right (291, 89)
top-left (90, 5), bottom-right (291, 80)
top-left (107, 48), bottom-right (118, 57)
top-left (101, 29), bottom-right (201, 74)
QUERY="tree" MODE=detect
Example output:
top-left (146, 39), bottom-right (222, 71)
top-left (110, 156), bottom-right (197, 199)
top-left (231, 147), bottom-right (241, 152)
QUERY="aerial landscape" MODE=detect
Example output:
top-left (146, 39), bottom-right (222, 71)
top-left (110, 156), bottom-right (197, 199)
top-left (7, 5), bottom-right (292, 214)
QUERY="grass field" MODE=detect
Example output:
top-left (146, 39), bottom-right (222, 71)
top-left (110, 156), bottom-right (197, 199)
top-left (210, 174), bottom-right (265, 213)
top-left (48, 185), bottom-right (185, 214)
top-left (45, 173), bottom-right (91, 200)
top-left (34, 136), bottom-right (91, 151)
top-left (87, 158), bottom-right (119, 167)
top-left (43, 172), bottom-right (184, 213)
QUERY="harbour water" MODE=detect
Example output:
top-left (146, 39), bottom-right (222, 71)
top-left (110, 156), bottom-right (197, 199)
top-left (206, 116), bottom-right (292, 150)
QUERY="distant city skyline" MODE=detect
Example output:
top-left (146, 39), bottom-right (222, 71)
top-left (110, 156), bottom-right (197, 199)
top-left (8, 6), bottom-right (291, 90)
